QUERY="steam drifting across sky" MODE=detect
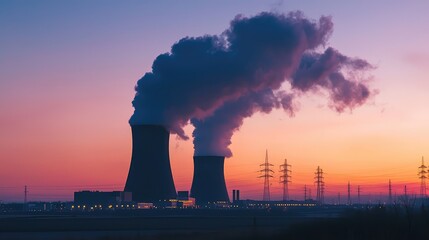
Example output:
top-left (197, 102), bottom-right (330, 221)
top-left (130, 11), bottom-right (375, 157)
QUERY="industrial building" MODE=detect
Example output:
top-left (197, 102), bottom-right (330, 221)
top-left (174, 191), bottom-right (195, 208)
top-left (232, 189), bottom-right (241, 203)
top-left (74, 191), bottom-right (132, 207)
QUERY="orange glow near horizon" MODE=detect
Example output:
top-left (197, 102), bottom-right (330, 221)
top-left (1, 1), bottom-right (429, 203)
top-left (1, 87), bottom-right (429, 202)
top-left (1, 78), bottom-right (428, 203)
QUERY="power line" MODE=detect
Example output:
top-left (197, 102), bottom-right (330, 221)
top-left (389, 179), bottom-right (393, 204)
top-left (279, 158), bottom-right (291, 201)
top-left (404, 185), bottom-right (407, 197)
top-left (418, 156), bottom-right (427, 198)
top-left (357, 185), bottom-right (361, 204)
top-left (23, 185), bottom-right (28, 212)
top-left (337, 192), bottom-right (341, 205)
top-left (258, 149), bottom-right (274, 201)
top-left (314, 166), bottom-right (325, 205)
top-left (304, 185), bottom-right (307, 201)
top-left (347, 181), bottom-right (351, 205)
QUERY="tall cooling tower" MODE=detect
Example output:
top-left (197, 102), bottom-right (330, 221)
top-left (124, 125), bottom-right (177, 202)
top-left (190, 156), bottom-right (230, 204)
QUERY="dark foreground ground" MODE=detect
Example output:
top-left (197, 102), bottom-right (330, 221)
top-left (1, 206), bottom-right (428, 240)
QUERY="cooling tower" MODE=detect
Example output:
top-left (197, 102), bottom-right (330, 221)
top-left (124, 125), bottom-right (177, 202)
top-left (190, 156), bottom-right (230, 204)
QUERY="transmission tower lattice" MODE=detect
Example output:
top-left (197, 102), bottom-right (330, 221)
top-left (418, 156), bottom-right (427, 198)
top-left (388, 179), bottom-right (393, 204)
top-left (315, 166), bottom-right (325, 205)
top-left (279, 158), bottom-right (291, 201)
top-left (24, 185), bottom-right (28, 212)
top-left (304, 185), bottom-right (307, 201)
top-left (357, 185), bottom-right (361, 204)
top-left (258, 150), bottom-right (274, 201)
top-left (347, 181), bottom-right (351, 205)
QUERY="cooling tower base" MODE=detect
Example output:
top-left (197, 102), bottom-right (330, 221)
top-left (124, 125), bottom-right (177, 202)
top-left (190, 156), bottom-right (230, 205)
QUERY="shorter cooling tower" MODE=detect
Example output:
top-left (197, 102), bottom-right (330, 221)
top-left (190, 156), bottom-right (230, 204)
top-left (124, 125), bottom-right (177, 202)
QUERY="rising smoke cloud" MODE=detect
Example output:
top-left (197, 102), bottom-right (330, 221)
top-left (130, 12), bottom-right (333, 139)
top-left (130, 11), bottom-right (375, 157)
top-left (192, 47), bottom-right (375, 157)
top-left (292, 47), bottom-right (374, 112)
top-left (192, 89), bottom-right (295, 157)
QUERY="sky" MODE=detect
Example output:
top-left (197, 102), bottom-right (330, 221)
top-left (1, 0), bottom-right (429, 203)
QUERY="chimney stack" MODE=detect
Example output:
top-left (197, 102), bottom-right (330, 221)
top-left (232, 190), bottom-right (236, 202)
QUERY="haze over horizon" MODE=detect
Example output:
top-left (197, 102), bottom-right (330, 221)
top-left (1, 0), bottom-right (429, 202)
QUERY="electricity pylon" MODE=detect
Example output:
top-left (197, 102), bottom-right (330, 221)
top-left (258, 150), bottom-right (274, 201)
top-left (279, 158), bottom-right (291, 201)
top-left (315, 166), bottom-right (325, 205)
top-left (418, 156), bottom-right (427, 198)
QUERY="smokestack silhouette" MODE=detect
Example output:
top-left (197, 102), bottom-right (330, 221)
top-left (190, 156), bottom-right (229, 204)
top-left (124, 125), bottom-right (177, 202)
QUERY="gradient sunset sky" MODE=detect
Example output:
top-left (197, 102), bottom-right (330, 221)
top-left (1, 0), bottom-right (429, 203)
